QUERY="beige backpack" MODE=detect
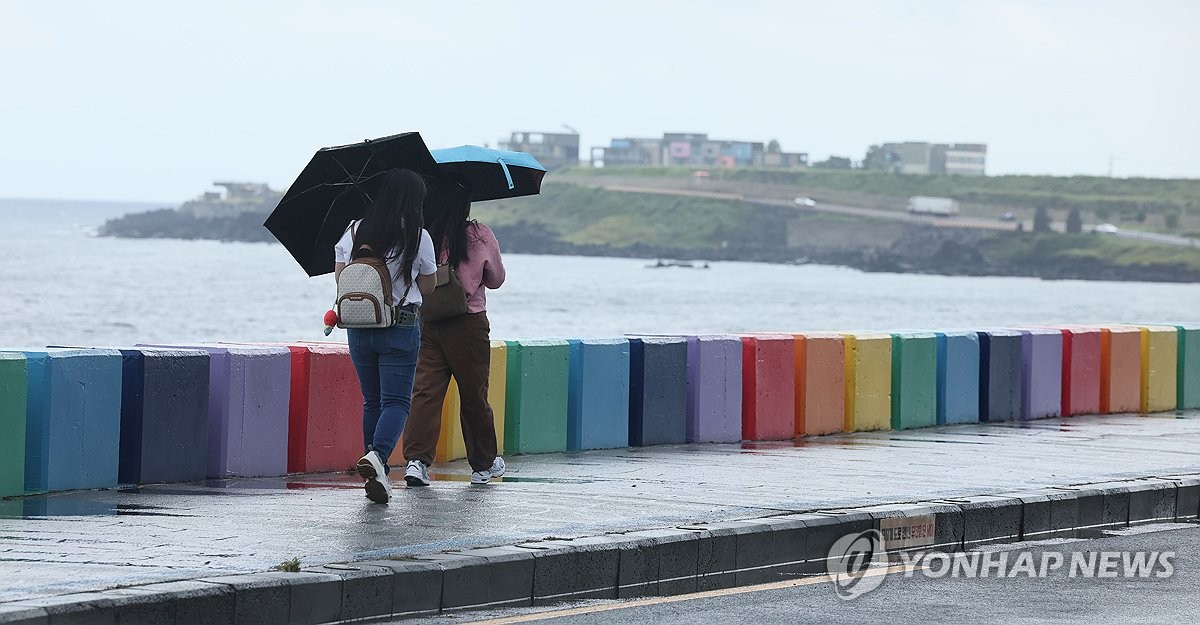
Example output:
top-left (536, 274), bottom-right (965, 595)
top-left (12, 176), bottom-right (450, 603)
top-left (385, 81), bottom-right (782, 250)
top-left (336, 224), bottom-right (403, 328)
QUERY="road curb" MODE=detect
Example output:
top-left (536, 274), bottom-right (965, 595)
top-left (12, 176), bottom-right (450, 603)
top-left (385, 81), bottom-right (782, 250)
top-left (2, 474), bottom-right (1197, 625)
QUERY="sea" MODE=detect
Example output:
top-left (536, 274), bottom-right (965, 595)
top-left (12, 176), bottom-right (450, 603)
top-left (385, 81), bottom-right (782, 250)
top-left (2, 197), bottom-right (1198, 349)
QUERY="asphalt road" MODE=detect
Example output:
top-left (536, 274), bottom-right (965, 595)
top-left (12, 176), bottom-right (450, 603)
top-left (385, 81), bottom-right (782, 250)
top-left (394, 523), bottom-right (1199, 625)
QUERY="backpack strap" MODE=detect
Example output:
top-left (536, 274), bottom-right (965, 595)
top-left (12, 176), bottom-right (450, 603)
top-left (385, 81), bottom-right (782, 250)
top-left (348, 220), bottom-right (417, 309)
top-left (350, 222), bottom-right (375, 256)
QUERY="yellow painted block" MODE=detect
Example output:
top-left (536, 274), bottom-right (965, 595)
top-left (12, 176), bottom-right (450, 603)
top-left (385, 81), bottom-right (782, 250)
top-left (435, 378), bottom-right (466, 462)
top-left (489, 340), bottom-right (508, 456)
top-left (1140, 326), bottom-right (1178, 413)
top-left (843, 333), bottom-right (893, 432)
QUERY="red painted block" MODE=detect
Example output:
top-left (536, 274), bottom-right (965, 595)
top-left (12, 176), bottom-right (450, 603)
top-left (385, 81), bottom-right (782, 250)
top-left (741, 334), bottom-right (796, 441)
top-left (1060, 327), bottom-right (1101, 416)
top-left (286, 344), bottom-right (363, 473)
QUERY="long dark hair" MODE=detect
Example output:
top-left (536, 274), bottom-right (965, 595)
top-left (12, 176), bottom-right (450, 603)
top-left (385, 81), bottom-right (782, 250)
top-left (351, 168), bottom-right (426, 290)
top-left (424, 178), bottom-right (478, 268)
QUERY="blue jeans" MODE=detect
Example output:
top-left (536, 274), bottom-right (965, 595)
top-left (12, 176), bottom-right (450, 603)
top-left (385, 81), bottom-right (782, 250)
top-left (347, 323), bottom-right (421, 470)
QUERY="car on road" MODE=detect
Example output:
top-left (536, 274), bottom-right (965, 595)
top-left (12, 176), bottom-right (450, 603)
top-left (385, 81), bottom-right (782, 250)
top-left (999, 211), bottom-right (1016, 222)
top-left (1094, 223), bottom-right (1119, 234)
top-left (794, 196), bottom-right (816, 207)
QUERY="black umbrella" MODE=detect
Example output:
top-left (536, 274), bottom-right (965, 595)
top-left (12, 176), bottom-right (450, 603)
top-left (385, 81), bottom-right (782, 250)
top-left (264, 132), bottom-right (441, 277)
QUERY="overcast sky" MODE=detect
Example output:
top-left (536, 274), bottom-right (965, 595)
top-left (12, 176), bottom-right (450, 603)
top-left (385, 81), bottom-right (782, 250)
top-left (2, 1), bottom-right (1196, 203)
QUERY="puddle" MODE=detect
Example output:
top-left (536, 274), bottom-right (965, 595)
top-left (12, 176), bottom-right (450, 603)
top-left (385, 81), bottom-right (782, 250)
top-left (0, 500), bottom-right (189, 519)
top-left (427, 473), bottom-right (594, 484)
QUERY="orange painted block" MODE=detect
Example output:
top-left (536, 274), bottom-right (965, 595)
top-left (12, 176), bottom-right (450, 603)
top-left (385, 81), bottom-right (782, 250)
top-left (1140, 325), bottom-right (1178, 413)
top-left (794, 333), bottom-right (845, 436)
top-left (740, 334), bottom-right (795, 441)
top-left (1099, 326), bottom-right (1141, 414)
top-left (843, 333), bottom-right (892, 432)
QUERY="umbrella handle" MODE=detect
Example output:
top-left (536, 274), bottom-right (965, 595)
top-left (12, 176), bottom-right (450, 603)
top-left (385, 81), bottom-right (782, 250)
top-left (497, 157), bottom-right (515, 190)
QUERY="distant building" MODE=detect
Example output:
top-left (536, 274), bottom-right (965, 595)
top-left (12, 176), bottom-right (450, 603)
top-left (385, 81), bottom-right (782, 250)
top-left (179, 182), bottom-right (281, 219)
top-left (941, 143), bottom-right (987, 176)
top-left (500, 131), bottom-right (579, 170)
top-left (763, 151), bottom-right (809, 168)
top-left (591, 133), bottom-right (776, 168)
top-left (874, 142), bottom-right (987, 176)
top-left (591, 137), bottom-right (664, 167)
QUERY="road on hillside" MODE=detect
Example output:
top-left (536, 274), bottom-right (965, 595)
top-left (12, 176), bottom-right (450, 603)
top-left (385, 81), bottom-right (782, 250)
top-left (590, 182), bottom-right (1198, 245)
top-left (597, 183), bottom-right (1017, 232)
top-left (395, 523), bottom-right (1200, 625)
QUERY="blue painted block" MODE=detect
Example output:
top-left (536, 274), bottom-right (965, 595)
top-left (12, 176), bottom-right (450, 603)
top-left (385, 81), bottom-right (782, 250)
top-left (977, 331), bottom-right (1023, 422)
top-left (567, 339), bottom-right (631, 451)
top-left (117, 348), bottom-right (211, 485)
top-left (936, 332), bottom-right (981, 425)
top-left (628, 337), bottom-right (688, 447)
top-left (24, 349), bottom-right (123, 493)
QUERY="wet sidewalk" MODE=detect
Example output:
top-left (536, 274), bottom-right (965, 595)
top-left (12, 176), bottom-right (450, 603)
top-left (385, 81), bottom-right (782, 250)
top-left (2, 412), bottom-right (1199, 604)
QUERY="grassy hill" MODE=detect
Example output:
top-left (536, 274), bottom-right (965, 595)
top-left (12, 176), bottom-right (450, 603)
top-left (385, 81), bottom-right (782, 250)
top-left (473, 182), bottom-right (789, 254)
top-left (563, 166), bottom-right (1200, 235)
top-left (474, 181), bottom-right (1200, 282)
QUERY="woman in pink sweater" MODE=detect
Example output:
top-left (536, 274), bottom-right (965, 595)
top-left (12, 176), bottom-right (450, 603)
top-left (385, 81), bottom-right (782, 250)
top-left (402, 180), bottom-right (507, 486)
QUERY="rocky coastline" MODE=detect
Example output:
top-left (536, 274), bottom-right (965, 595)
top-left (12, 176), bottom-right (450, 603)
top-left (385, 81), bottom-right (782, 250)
top-left (99, 209), bottom-right (1200, 283)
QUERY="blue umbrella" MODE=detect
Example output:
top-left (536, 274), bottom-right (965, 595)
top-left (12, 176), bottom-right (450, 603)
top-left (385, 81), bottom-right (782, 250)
top-left (431, 145), bottom-right (547, 202)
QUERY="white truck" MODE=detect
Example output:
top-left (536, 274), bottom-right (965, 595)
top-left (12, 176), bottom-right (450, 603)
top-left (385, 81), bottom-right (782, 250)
top-left (906, 195), bottom-right (960, 217)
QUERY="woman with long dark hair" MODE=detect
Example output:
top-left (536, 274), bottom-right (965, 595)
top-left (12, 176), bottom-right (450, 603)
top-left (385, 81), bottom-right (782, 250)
top-left (402, 179), bottom-right (507, 486)
top-left (333, 168), bottom-right (437, 504)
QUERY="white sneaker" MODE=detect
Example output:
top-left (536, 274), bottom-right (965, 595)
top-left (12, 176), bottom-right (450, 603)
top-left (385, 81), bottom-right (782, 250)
top-left (356, 451), bottom-right (391, 504)
top-left (471, 457), bottom-right (506, 484)
top-left (404, 459), bottom-right (431, 487)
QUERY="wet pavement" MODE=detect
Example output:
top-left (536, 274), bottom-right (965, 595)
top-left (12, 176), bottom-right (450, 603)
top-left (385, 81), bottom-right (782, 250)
top-left (2, 412), bottom-right (1198, 603)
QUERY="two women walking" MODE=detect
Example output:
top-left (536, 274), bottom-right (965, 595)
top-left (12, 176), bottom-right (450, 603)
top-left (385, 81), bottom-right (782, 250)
top-left (334, 168), bottom-right (506, 504)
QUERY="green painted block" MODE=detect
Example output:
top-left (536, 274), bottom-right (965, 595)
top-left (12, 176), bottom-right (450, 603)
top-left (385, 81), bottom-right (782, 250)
top-left (891, 333), bottom-right (938, 430)
top-left (504, 339), bottom-right (570, 454)
top-left (1178, 324), bottom-right (1200, 410)
top-left (0, 352), bottom-right (28, 497)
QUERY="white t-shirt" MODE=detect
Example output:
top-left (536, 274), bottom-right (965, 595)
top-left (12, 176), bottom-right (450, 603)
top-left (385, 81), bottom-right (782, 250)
top-left (334, 222), bottom-right (436, 307)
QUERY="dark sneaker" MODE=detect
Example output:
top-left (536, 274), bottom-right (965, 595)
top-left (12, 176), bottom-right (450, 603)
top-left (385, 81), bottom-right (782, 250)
top-left (404, 459), bottom-right (431, 487)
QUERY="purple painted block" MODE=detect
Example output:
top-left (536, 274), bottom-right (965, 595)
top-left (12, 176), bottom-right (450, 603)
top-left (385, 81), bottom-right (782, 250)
top-left (139, 344), bottom-right (290, 477)
top-left (1015, 329), bottom-right (1063, 420)
top-left (686, 336), bottom-right (743, 443)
